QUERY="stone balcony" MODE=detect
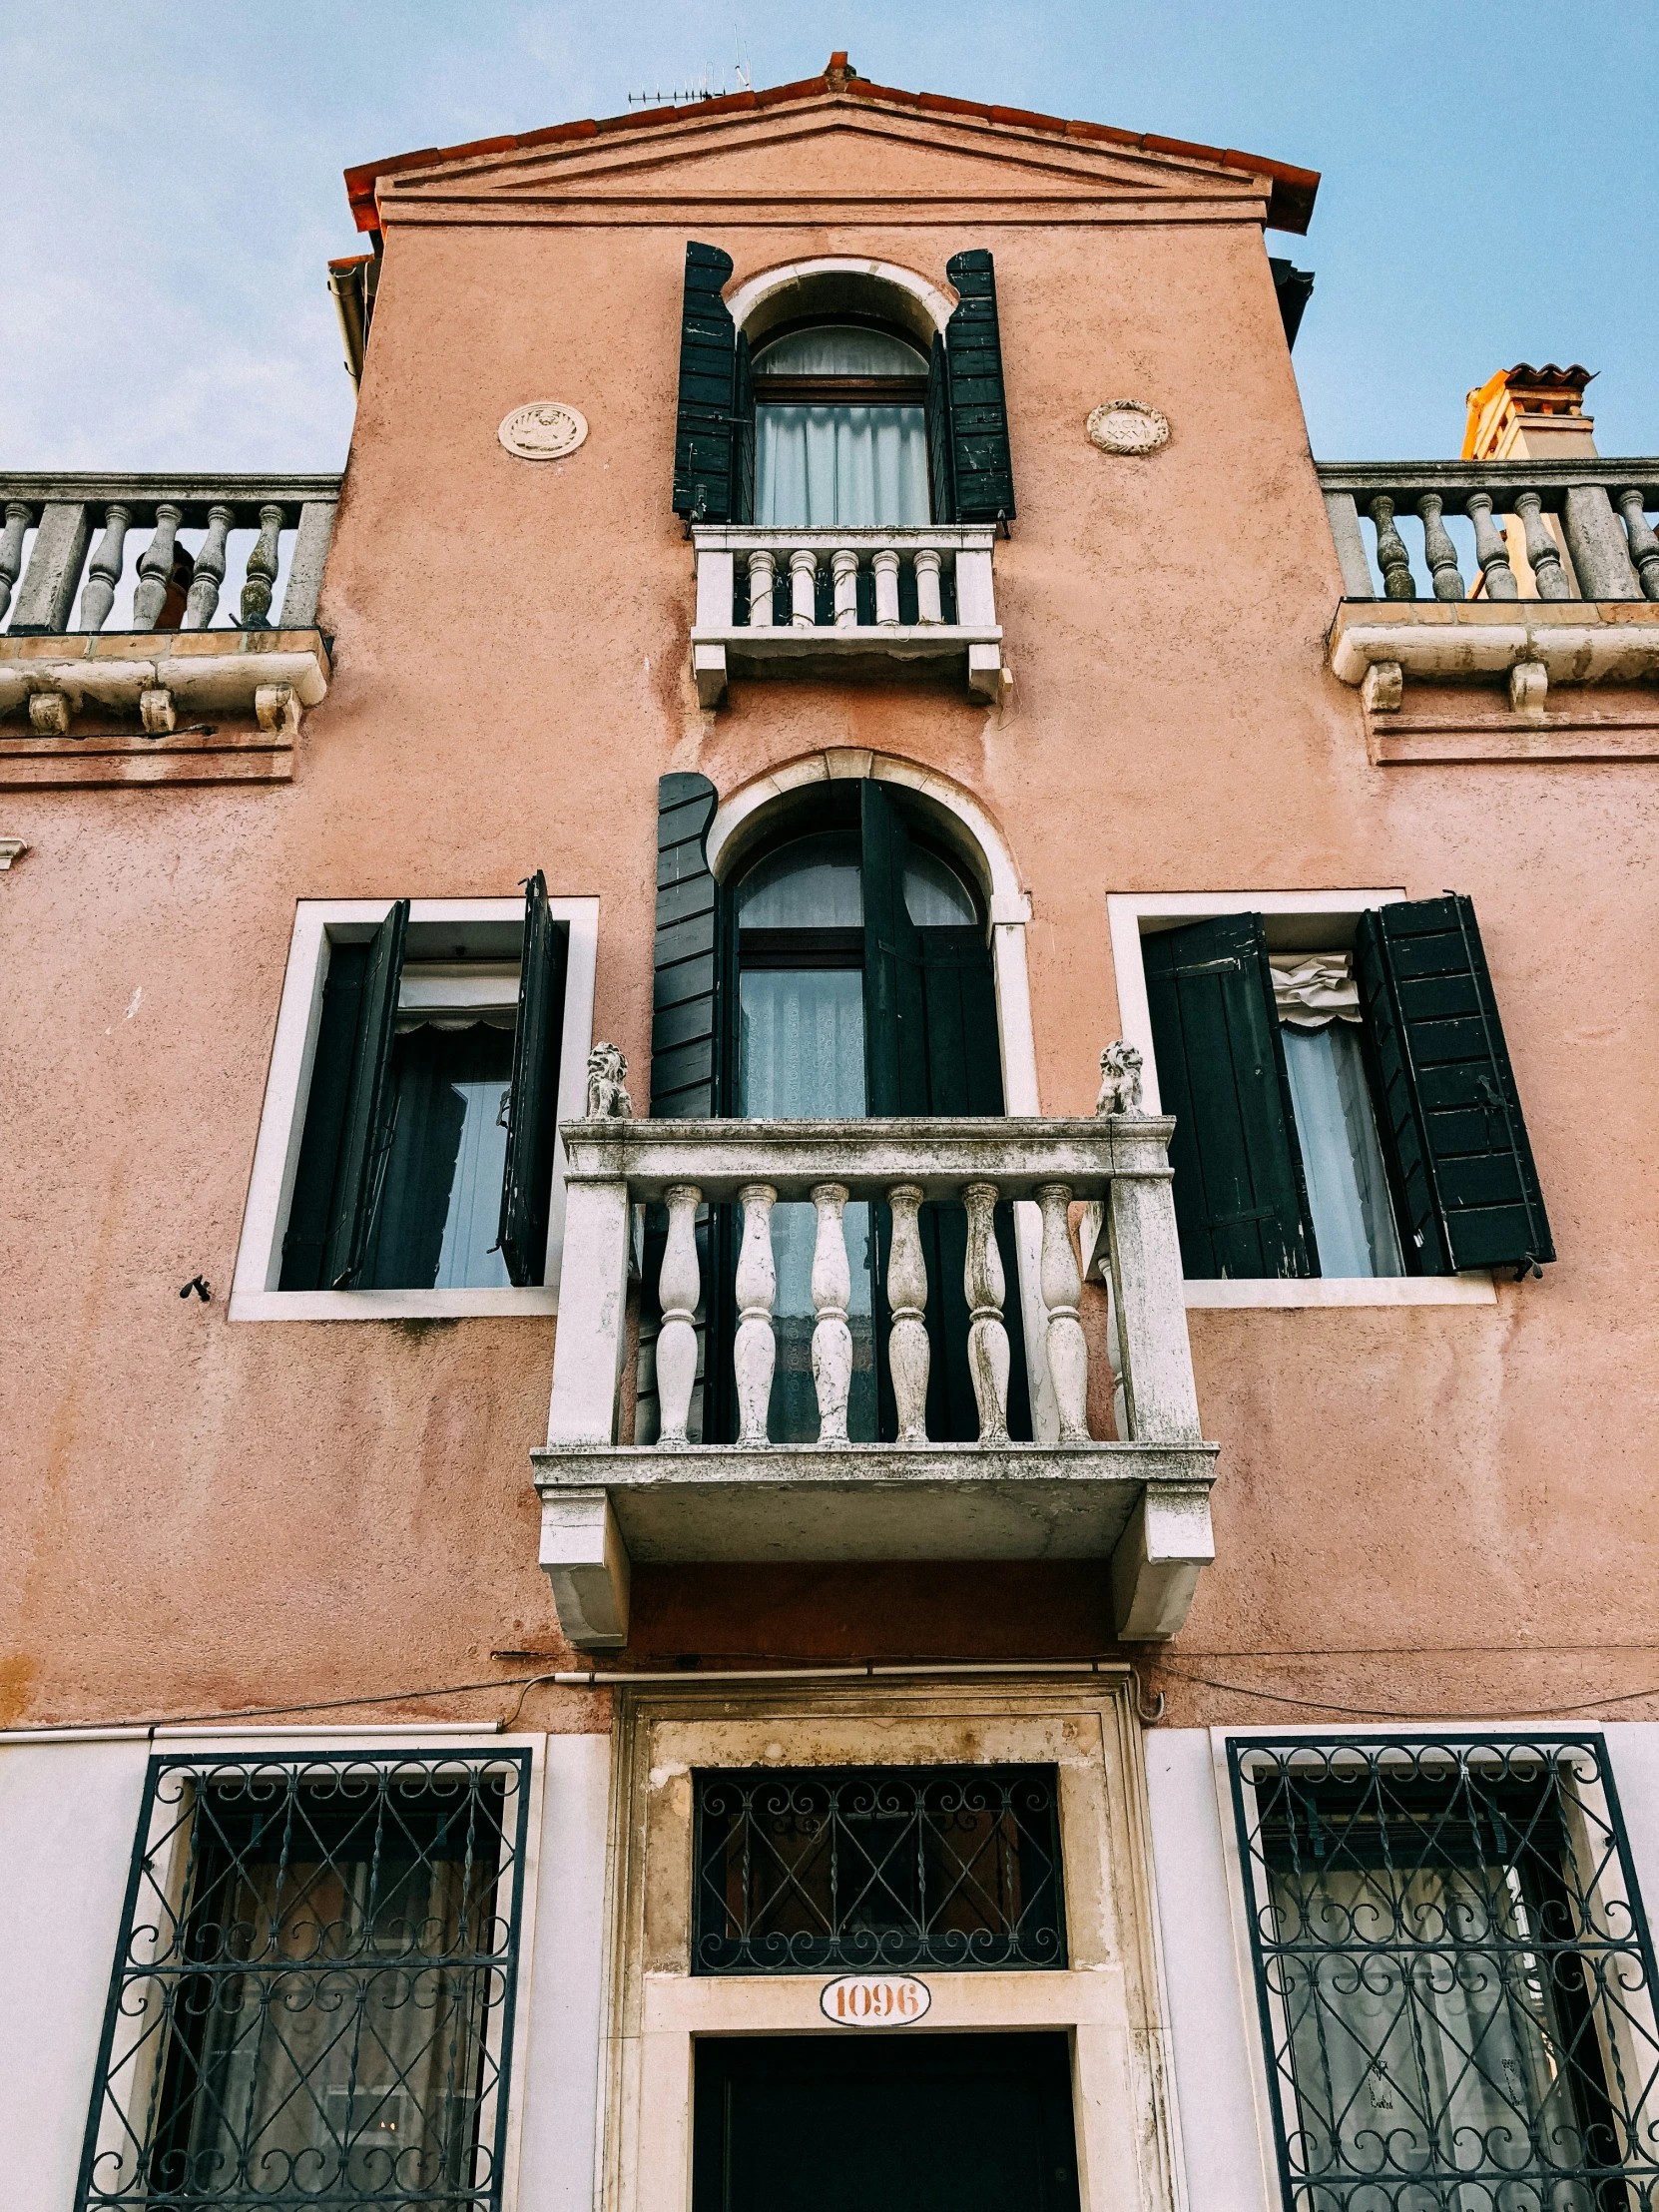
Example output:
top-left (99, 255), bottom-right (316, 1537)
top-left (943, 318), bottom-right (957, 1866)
top-left (690, 524), bottom-right (1006, 709)
top-left (530, 1114), bottom-right (1217, 1652)
top-left (1318, 458), bottom-right (1659, 716)
top-left (0, 475), bottom-right (338, 783)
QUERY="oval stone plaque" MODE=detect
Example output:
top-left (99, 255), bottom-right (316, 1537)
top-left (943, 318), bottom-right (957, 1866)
top-left (820, 1972), bottom-right (932, 2026)
top-left (1087, 399), bottom-right (1170, 456)
top-left (498, 401), bottom-right (589, 461)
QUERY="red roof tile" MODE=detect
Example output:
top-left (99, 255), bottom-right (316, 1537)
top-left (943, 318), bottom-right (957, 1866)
top-left (343, 58), bottom-right (1318, 236)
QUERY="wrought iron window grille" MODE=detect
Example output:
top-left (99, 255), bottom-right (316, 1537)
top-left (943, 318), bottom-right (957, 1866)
top-left (1227, 1735), bottom-right (1659, 2212)
top-left (75, 1750), bottom-right (531, 2211)
top-left (691, 1764), bottom-right (1066, 1974)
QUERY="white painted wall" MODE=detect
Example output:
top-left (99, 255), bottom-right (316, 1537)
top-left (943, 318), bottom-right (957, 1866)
top-left (1144, 1729), bottom-right (1277, 2212)
top-left (514, 1731), bottom-right (612, 2212)
top-left (0, 1739), bottom-right (153, 2210)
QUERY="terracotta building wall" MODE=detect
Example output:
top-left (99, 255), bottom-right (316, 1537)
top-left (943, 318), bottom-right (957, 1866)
top-left (2, 107), bottom-right (1654, 1733)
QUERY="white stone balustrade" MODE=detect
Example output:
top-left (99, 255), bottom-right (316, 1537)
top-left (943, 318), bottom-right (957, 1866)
top-left (533, 1114), bottom-right (1216, 1651)
top-left (1318, 460), bottom-right (1659, 710)
top-left (690, 524), bottom-right (1006, 709)
top-left (0, 474), bottom-right (337, 738)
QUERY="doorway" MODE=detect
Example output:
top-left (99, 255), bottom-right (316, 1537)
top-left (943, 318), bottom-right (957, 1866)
top-left (692, 2032), bottom-right (1082, 2212)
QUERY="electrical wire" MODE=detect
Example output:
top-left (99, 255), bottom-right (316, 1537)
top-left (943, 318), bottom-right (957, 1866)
top-left (1143, 1656), bottom-right (1659, 1724)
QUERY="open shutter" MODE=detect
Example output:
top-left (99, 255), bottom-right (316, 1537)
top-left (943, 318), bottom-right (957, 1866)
top-left (943, 250), bottom-right (1015, 523)
top-left (731, 328), bottom-right (756, 525)
top-left (320, 898), bottom-right (408, 1290)
top-left (1269, 257), bottom-right (1315, 350)
top-left (497, 870), bottom-right (570, 1287)
top-left (1144, 913), bottom-right (1318, 1280)
top-left (925, 333), bottom-right (955, 523)
top-left (279, 939), bottom-right (370, 1291)
top-left (672, 243), bottom-right (739, 522)
top-left (1354, 895), bottom-right (1553, 1276)
top-left (652, 774), bottom-right (721, 1117)
top-left (860, 782), bottom-right (1031, 1441)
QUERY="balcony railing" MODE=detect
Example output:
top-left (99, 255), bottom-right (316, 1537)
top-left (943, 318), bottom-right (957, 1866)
top-left (530, 1113), bottom-right (1217, 1652)
top-left (690, 525), bottom-right (1005, 709)
top-left (0, 474), bottom-right (339, 742)
top-left (1316, 459), bottom-right (1659, 711)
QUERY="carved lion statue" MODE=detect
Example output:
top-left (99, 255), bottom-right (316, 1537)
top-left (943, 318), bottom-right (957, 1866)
top-left (585, 1041), bottom-right (633, 1120)
top-left (1095, 1039), bottom-right (1144, 1117)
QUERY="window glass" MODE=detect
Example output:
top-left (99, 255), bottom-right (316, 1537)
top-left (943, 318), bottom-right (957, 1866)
top-left (364, 1020), bottom-right (515, 1290)
top-left (754, 325), bottom-right (928, 376)
top-left (903, 847), bottom-right (977, 927)
top-left (758, 407), bottom-right (929, 527)
top-left (738, 832), bottom-right (863, 928)
top-left (1281, 1024), bottom-right (1403, 1278)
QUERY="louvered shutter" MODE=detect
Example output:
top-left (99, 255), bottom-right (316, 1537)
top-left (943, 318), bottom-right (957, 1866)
top-left (1143, 913), bottom-right (1318, 1280)
top-left (497, 870), bottom-right (571, 1287)
top-left (925, 333), bottom-right (955, 523)
top-left (320, 898), bottom-right (408, 1290)
top-left (672, 243), bottom-right (739, 522)
top-left (943, 250), bottom-right (1015, 523)
top-left (731, 328), bottom-right (756, 525)
top-left (859, 781), bottom-right (1031, 1441)
top-left (1354, 896), bottom-right (1553, 1276)
top-left (1269, 257), bottom-right (1315, 350)
top-left (651, 774), bottom-right (721, 1116)
top-left (279, 939), bottom-right (370, 1291)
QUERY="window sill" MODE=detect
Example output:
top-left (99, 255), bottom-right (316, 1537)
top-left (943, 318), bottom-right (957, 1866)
top-left (229, 1286), bottom-right (558, 1323)
top-left (1183, 1274), bottom-right (1495, 1309)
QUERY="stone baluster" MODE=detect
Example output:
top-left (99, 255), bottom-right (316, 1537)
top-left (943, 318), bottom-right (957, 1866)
top-left (1036, 1184), bottom-right (1089, 1443)
top-left (872, 547), bottom-right (901, 627)
top-left (962, 1182), bottom-right (1010, 1443)
top-left (1369, 496), bottom-right (1415, 600)
top-left (76, 504), bottom-right (132, 633)
top-left (748, 548), bottom-right (776, 626)
top-left (132, 505), bottom-right (184, 629)
top-left (810, 1183), bottom-right (852, 1444)
top-left (1514, 492), bottom-right (1570, 600)
top-left (885, 1184), bottom-right (929, 1444)
top-left (183, 502), bottom-right (235, 629)
top-left (913, 548), bottom-right (943, 624)
top-left (1465, 491), bottom-right (1519, 600)
top-left (733, 1183), bottom-right (777, 1445)
top-left (1617, 490), bottom-right (1659, 602)
top-left (240, 503), bottom-right (284, 631)
top-left (1415, 493), bottom-right (1464, 601)
top-left (0, 501), bottom-right (32, 625)
top-left (790, 548), bottom-right (818, 628)
top-left (831, 547), bottom-right (859, 629)
top-left (656, 1183), bottom-right (703, 1444)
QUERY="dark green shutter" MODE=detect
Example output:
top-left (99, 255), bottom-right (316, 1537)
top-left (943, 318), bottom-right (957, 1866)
top-left (731, 328), bottom-right (755, 524)
top-left (320, 899), bottom-right (408, 1290)
top-left (859, 781), bottom-right (1030, 1441)
top-left (278, 939), bottom-right (370, 1291)
top-left (925, 333), bottom-right (955, 523)
top-left (944, 250), bottom-right (1015, 523)
top-left (1269, 257), bottom-right (1315, 350)
top-left (672, 243), bottom-right (739, 522)
top-left (1144, 913), bottom-right (1318, 1281)
top-left (652, 774), bottom-right (721, 1117)
top-left (497, 870), bottom-right (571, 1287)
top-left (1354, 895), bottom-right (1553, 1276)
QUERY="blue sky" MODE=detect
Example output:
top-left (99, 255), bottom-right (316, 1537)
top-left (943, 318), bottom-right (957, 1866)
top-left (2, 0), bottom-right (1652, 472)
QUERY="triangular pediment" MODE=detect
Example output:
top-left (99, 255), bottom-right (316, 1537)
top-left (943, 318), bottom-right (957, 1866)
top-left (375, 92), bottom-right (1295, 231)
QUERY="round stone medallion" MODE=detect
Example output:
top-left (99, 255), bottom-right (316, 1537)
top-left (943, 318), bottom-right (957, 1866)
top-left (1086, 399), bottom-right (1170, 456)
top-left (498, 401), bottom-right (589, 461)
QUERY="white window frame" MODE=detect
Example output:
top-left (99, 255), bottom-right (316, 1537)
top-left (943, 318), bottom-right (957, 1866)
top-left (230, 897), bottom-right (598, 1321)
top-left (1106, 888), bottom-right (1495, 1309)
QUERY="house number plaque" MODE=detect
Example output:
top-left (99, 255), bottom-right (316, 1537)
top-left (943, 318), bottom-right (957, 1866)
top-left (820, 1972), bottom-right (932, 2026)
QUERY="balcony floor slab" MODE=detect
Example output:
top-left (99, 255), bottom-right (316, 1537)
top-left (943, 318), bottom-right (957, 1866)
top-left (531, 1440), bottom-right (1216, 1564)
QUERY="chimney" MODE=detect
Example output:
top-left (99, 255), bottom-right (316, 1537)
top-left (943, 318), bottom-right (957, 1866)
top-left (1462, 364), bottom-right (1598, 598)
top-left (1462, 363), bottom-right (1597, 462)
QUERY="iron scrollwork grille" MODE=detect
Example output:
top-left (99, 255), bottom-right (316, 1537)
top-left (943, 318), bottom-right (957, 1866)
top-left (75, 1749), bottom-right (532, 2210)
top-left (692, 1764), bottom-right (1066, 1974)
top-left (1226, 1734), bottom-right (1659, 2212)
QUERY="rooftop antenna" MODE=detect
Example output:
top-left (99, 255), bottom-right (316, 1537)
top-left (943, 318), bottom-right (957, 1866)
top-left (629, 33), bottom-right (752, 109)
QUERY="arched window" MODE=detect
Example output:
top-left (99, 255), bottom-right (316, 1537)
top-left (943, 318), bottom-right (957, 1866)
top-left (701, 782), bottom-right (1028, 1447)
top-left (752, 325), bottom-right (932, 527)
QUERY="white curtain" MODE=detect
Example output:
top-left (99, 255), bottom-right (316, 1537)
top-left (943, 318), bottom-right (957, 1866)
top-left (754, 324), bottom-right (931, 528)
top-left (1271, 952), bottom-right (1403, 1279)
